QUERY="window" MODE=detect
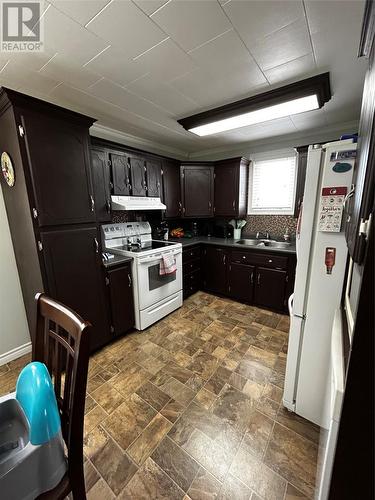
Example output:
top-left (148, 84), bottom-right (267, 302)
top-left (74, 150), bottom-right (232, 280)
top-left (248, 152), bottom-right (297, 215)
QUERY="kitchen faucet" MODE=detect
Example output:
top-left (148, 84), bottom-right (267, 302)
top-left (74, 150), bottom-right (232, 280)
top-left (256, 231), bottom-right (270, 240)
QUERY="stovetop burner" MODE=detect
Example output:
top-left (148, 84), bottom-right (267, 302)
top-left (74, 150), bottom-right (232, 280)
top-left (115, 240), bottom-right (177, 253)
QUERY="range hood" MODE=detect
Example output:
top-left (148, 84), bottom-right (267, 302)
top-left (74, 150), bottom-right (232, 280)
top-left (111, 195), bottom-right (166, 211)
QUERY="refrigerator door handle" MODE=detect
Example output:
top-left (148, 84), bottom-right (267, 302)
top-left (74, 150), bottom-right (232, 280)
top-left (294, 313), bottom-right (306, 320)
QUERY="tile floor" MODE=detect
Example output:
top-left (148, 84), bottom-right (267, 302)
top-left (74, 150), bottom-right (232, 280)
top-left (0, 292), bottom-right (319, 500)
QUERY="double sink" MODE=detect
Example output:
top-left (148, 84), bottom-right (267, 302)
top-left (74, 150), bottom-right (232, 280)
top-left (236, 239), bottom-right (291, 249)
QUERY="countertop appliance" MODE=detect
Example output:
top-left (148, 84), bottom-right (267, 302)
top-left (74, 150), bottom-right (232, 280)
top-left (283, 139), bottom-right (357, 426)
top-left (101, 222), bottom-right (182, 330)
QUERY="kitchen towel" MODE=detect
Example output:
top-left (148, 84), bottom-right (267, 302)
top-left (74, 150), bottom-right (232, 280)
top-left (160, 254), bottom-right (177, 275)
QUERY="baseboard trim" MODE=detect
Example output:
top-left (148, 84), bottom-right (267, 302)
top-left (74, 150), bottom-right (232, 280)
top-left (0, 342), bottom-right (32, 366)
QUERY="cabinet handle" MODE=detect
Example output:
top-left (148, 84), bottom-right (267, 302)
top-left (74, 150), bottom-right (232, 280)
top-left (257, 273), bottom-right (261, 285)
top-left (223, 254), bottom-right (226, 265)
top-left (106, 200), bottom-right (111, 213)
top-left (90, 195), bottom-right (95, 212)
top-left (208, 201), bottom-right (212, 209)
top-left (242, 255), bottom-right (246, 260)
top-left (94, 238), bottom-right (99, 253)
top-left (178, 201), bottom-right (182, 213)
top-left (128, 274), bottom-right (132, 287)
top-left (268, 259), bottom-right (273, 263)
top-left (232, 200), bottom-right (235, 209)
top-left (250, 271), bottom-right (254, 284)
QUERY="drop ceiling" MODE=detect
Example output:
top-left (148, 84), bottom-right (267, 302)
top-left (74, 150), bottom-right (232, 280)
top-left (0, 0), bottom-right (367, 158)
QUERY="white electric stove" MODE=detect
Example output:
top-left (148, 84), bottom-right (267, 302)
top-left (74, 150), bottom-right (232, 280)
top-left (101, 222), bottom-right (182, 330)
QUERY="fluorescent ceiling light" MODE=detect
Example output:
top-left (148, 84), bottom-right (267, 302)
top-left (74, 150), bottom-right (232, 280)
top-left (177, 73), bottom-right (331, 137)
top-left (189, 94), bottom-right (319, 136)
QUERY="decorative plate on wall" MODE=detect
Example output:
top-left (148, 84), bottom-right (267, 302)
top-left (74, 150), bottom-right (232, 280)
top-left (1, 152), bottom-right (15, 187)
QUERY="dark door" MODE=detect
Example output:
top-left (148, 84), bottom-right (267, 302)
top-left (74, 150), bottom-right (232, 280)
top-left (228, 262), bottom-right (255, 303)
top-left (21, 111), bottom-right (95, 226)
top-left (182, 165), bottom-right (214, 217)
top-left (111, 153), bottom-right (131, 196)
top-left (107, 263), bottom-right (135, 335)
top-left (215, 164), bottom-right (238, 216)
top-left (202, 246), bottom-right (227, 294)
top-left (129, 155), bottom-right (147, 196)
top-left (40, 227), bottom-right (110, 351)
top-left (91, 148), bottom-right (111, 222)
top-left (163, 160), bottom-right (181, 218)
top-left (146, 159), bottom-right (162, 197)
top-left (254, 267), bottom-right (287, 311)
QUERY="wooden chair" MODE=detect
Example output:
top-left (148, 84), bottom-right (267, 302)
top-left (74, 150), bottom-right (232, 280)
top-left (32, 293), bottom-right (91, 500)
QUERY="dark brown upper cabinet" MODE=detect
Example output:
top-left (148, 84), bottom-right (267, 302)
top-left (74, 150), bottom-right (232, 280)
top-left (293, 145), bottom-right (309, 218)
top-left (254, 266), bottom-right (287, 312)
top-left (40, 226), bottom-right (110, 352)
top-left (20, 109), bottom-right (95, 227)
top-left (91, 147), bottom-right (111, 222)
top-left (111, 152), bottom-right (131, 196)
top-left (129, 155), bottom-right (147, 196)
top-left (181, 164), bottom-right (214, 217)
top-left (162, 159), bottom-right (182, 218)
top-left (145, 158), bottom-right (162, 197)
top-left (214, 157), bottom-right (249, 217)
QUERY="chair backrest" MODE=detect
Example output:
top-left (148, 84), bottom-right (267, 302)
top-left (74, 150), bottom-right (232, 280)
top-left (33, 293), bottom-right (91, 472)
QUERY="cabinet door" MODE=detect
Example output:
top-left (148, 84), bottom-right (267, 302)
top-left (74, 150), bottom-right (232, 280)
top-left (254, 267), bottom-right (287, 311)
top-left (91, 148), bottom-right (111, 222)
top-left (182, 165), bottom-right (214, 217)
top-left (163, 160), bottom-right (181, 218)
top-left (129, 156), bottom-right (147, 196)
top-left (146, 159), bottom-right (162, 197)
top-left (228, 262), bottom-right (255, 303)
top-left (40, 227), bottom-right (110, 352)
top-left (111, 153), bottom-right (131, 195)
top-left (202, 246), bottom-right (227, 294)
top-left (107, 264), bottom-right (135, 335)
top-left (214, 164), bottom-right (238, 216)
top-left (21, 111), bottom-right (95, 226)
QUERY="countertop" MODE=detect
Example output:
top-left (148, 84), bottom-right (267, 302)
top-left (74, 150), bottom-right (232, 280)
top-left (169, 236), bottom-right (296, 254)
top-left (102, 254), bottom-right (133, 268)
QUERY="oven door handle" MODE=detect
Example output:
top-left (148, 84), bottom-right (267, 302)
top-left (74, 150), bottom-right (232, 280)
top-left (138, 250), bottom-right (181, 263)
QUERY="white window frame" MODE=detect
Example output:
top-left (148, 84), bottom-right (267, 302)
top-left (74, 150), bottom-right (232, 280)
top-left (247, 149), bottom-right (298, 216)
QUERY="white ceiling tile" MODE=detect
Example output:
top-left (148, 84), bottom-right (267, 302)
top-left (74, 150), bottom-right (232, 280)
top-left (126, 74), bottom-right (199, 116)
top-left (290, 109), bottom-right (327, 130)
top-left (0, 60), bottom-right (60, 94)
top-left (43, 5), bottom-right (108, 64)
top-left (189, 29), bottom-right (265, 80)
top-left (133, 0), bottom-right (169, 16)
top-left (133, 38), bottom-right (197, 82)
top-left (39, 53), bottom-right (102, 89)
top-left (151, 0), bottom-right (231, 51)
top-left (171, 67), bottom-right (268, 109)
top-left (84, 46), bottom-right (147, 86)
top-left (223, 0), bottom-right (304, 47)
top-left (88, 77), bottom-right (180, 128)
top-left (86, 0), bottom-right (166, 58)
top-left (250, 18), bottom-right (312, 71)
top-left (50, 0), bottom-right (109, 26)
top-left (264, 53), bottom-right (316, 84)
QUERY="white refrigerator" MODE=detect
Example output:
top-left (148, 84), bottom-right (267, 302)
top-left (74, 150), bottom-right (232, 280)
top-left (283, 139), bottom-right (357, 428)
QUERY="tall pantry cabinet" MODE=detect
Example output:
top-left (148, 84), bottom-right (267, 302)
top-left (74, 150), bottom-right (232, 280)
top-left (0, 88), bottom-right (109, 351)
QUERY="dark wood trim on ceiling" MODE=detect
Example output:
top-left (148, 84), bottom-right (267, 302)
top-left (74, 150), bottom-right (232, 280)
top-left (177, 73), bottom-right (332, 131)
top-left (358, 0), bottom-right (375, 58)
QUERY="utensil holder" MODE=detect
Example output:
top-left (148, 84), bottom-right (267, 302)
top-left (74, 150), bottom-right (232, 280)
top-left (233, 228), bottom-right (241, 240)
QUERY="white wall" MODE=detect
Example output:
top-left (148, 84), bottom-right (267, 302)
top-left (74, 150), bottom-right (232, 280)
top-left (0, 187), bottom-right (30, 365)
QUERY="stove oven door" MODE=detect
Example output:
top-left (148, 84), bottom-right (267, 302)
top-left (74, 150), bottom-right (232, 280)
top-left (137, 249), bottom-right (182, 310)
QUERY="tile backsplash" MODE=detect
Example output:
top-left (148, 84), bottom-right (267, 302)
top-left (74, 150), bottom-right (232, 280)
top-left (242, 215), bottom-right (297, 239)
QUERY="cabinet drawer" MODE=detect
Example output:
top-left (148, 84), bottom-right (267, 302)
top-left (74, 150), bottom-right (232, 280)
top-left (183, 270), bottom-right (200, 293)
top-left (183, 245), bottom-right (201, 262)
top-left (231, 251), bottom-right (288, 269)
top-left (183, 259), bottom-right (200, 275)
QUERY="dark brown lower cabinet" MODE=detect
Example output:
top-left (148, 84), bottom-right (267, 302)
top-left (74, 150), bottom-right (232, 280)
top-left (106, 263), bottom-right (135, 335)
top-left (40, 226), bottom-right (110, 351)
top-left (202, 246), bottom-right (227, 295)
top-left (254, 267), bottom-right (287, 311)
top-left (228, 262), bottom-right (255, 303)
